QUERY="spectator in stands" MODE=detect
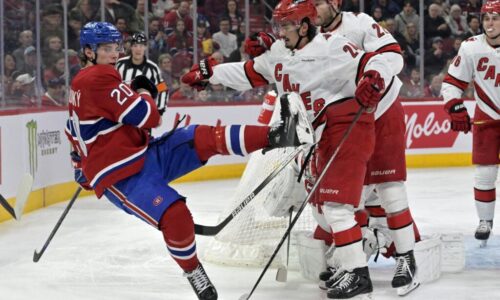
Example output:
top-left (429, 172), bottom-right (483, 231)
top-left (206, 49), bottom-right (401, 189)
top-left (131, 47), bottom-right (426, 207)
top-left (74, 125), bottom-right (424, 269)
top-left (222, 0), bottom-right (243, 34)
top-left (371, 0), bottom-right (400, 19)
top-left (158, 53), bottom-right (177, 95)
top-left (152, 0), bottom-right (176, 18)
top-left (115, 17), bottom-right (131, 41)
top-left (43, 35), bottom-right (64, 68)
top-left (427, 73), bottom-right (443, 98)
top-left (197, 21), bottom-right (214, 57)
top-left (400, 68), bottom-right (428, 98)
top-left (11, 73), bottom-right (37, 106)
top-left (148, 17), bottom-right (167, 62)
top-left (212, 17), bottom-right (237, 60)
top-left (195, 3), bottom-right (211, 33)
top-left (170, 69), bottom-right (195, 101)
top-left (68, 10), bottom-right (85, 51)
top-left (446, 4), bottom-right (469, 38)
top-left (41, 4), bottom-right (63, 44)
top-left (12, 30), bottom-right (33, 73)
top-left (163, 1), bottom-right (193, 34)
top-left (424, 3), bottom-right (451, 43)
top-left (206, 83), bottom-right (232, 102)
top-left (195, 89), bottom-right (209, 102)
top-left (463, 15), bottom-right (482, 39)
top-left (400, 22), bottom-right (418, 73)
top-left (43, 54), bottom-right (66, 87)
top-left (384, 18), bottom-right (407, 50)
top-left (73, 0), bottom-right (99, 25)
top-left (395, 0), bottom-right (419, 36)
top-left (166, 19), bottom-right (194, 55)
top-left (98, 0), bottom-right (140, 34)
top-left (4, 54), bottom-right (17, 80)
top-left (462, 0), bottom-right (481, 18)
top-left (42, 77), bottom-right (65, 106)
top-left (204, 0), bottom-right (227, 33)
top-left (135, 0), bottom-right (153, 30)
top-left (450, 37), bottom-right (463, 58)
top-left (372, 7), bottom-right (386, 25)
top-left (234, 22), bottom-right (247, 47)
top-left (20, 46), bottom-right (37, 77)
top-left (425, 36), bottom-right (451, 78)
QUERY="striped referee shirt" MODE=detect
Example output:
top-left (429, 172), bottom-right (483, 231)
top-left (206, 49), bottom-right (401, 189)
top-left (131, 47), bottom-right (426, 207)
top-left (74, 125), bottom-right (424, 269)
top-left (116, 55), bottom-right (168, 114)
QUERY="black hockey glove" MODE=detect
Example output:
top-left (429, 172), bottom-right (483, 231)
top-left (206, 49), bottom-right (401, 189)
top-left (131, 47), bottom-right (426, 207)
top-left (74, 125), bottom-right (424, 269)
top-left (131, 75), bottom-right (158, 99)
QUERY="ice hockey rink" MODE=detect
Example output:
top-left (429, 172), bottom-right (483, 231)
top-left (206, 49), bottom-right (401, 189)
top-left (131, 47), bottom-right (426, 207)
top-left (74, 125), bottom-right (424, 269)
top-left (0, 166), bottom-right (499, 300)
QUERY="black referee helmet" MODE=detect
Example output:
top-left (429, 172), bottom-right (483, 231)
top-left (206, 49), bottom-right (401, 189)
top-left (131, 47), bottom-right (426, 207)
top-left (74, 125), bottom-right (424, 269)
top-left (131, 32), bottom-right (147, 45)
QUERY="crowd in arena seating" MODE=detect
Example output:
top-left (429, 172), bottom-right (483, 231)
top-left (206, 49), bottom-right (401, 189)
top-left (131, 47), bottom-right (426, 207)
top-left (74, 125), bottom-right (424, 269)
top-left (0, 0), bottom-right (483, 107)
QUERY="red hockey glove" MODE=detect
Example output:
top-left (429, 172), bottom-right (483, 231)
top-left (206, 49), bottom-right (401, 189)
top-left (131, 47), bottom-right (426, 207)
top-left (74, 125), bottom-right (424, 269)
top-left (444, 98), bottom-right (471, 133)
top-left (131, 75), bottom-right (158, 99)
top-left (355, 70), bottom-right (385, 109)
top-left (70, 151), bottom-right (92, 190)
top-left (181, 56), bottom-right (218, 91)
top-left (244, 32), bottom-right (276, 58)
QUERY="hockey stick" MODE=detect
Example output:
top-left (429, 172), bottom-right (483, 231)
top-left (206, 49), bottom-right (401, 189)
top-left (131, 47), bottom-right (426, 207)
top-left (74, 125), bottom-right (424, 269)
top-left (0, 193), bottom-right (16, 219)
top-left (194, 145), bottom-right (307, 236)
top-left (276, 207), bottom-right (293, 282)
top-left (240, 107), bottom-right (364, 300)
top-left (471, 119), bottom-right (500, 127)
top-left (0, 173), bottom-right (34, 220)
top-left (33, 187), bottom-right (82, 262)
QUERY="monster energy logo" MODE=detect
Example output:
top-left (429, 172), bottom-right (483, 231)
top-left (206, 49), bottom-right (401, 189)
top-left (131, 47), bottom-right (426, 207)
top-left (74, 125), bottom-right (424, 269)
top-left (26, 120), bottom-right (38, 177)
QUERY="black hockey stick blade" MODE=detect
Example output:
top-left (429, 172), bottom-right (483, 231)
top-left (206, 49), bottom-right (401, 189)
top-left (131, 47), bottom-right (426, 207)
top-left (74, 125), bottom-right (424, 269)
top-left (0, 193), bottom-right (16, 219)
top-left (33, 187), bottom-right (82, 262)
top-left (194, 145), bottom-right (307, 236)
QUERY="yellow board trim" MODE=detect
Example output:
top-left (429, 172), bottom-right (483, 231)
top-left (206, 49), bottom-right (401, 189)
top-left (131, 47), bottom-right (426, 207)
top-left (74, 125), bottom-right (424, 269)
top-left (0, 154), bottom-right (473, 223)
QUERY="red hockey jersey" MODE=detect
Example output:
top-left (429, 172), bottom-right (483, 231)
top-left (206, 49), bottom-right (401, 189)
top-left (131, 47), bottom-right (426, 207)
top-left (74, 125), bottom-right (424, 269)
top-left (65, 64), bottom-right (161, 197)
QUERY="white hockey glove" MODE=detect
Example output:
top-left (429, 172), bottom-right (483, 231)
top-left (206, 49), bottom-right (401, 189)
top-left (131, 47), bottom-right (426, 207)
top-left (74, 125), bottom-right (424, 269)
top-left (363, 227), bottom-right (392, 261)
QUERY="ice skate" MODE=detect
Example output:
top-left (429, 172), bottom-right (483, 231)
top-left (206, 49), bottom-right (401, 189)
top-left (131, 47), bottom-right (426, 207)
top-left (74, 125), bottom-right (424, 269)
top-left (319, 266), bottom-right (347, 290)
top-left (266, 93), bottom-right (314, 151)
top-left (475, 220), bottom-right (493, 248)
top-left (184, 263), bottom-right (218, 300)
top-left (392, 250), bottom-right (420, 296)
top-left (327, 266), bottom-right (373, 299)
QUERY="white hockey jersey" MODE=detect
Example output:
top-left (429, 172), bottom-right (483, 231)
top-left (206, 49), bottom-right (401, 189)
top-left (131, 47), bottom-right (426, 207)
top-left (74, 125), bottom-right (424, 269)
top-left (322, 12), bottom-right (404, 119)
top-left (209, 33), bottom-right (396, 123)
top-left (441, 34), bottom-right (500, 120)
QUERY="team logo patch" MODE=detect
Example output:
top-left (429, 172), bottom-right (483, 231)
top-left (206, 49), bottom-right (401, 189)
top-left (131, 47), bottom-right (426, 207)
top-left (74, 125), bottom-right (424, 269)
top-left (153, 196), bottom-right (163, 206)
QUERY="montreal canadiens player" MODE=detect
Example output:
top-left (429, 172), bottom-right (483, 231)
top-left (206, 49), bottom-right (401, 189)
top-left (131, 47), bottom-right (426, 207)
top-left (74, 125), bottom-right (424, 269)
top-left (182, 0), bottom-right (401, 298)
top-left (244, 0), bottom-right (421, 296)
top-left (65, 22), bottom-right (313, 300)
top-left (441, 0), bottom-right (500, 247)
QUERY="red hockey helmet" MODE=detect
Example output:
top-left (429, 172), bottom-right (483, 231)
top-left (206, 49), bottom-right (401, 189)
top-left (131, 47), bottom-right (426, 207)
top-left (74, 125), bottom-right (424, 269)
top-left (272, 0), bottom-right (318, 27)
top-left (481, 0), bottom-right (500, 15)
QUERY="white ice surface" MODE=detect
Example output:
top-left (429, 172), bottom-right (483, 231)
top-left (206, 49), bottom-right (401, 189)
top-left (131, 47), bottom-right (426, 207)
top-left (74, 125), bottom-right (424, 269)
top-left (0, 167), bottom-right (499, 300)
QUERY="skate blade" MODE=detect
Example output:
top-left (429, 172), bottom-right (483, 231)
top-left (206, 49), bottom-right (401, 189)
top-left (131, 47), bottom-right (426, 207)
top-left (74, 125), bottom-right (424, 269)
top-left (479, 240), bottom-right (488, 248)
top-left (396, 280), bottom-right (420, 296)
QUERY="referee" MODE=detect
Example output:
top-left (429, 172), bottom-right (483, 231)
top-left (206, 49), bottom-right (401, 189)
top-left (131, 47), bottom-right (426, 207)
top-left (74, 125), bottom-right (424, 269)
top-left (116, 33), bottom-right (168, 115)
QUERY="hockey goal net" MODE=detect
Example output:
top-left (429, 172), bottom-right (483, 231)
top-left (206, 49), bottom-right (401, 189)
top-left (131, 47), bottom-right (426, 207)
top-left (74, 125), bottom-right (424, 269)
top-left (202, 93), bottom-right (317, 268)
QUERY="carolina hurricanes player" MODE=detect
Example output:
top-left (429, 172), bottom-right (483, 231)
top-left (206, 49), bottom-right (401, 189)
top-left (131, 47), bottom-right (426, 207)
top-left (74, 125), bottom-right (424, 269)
top-left (441, 0), bottom-right (500, 247)
top-left (65, 22), bottom-right (313, 300)
top-left (245, 0), bottom-right (421, 296)
top-left (182, 0), bottom-right (400, 298)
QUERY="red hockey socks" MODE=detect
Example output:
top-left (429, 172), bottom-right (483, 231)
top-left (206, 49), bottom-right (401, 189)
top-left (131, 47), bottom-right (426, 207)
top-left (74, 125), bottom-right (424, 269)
top-left (387, 209), bottom-right (415, 254)
top-left (474, 188), bottom-right (496, 221)
top-left (194, 124), bottom-right (269, 162)
top-left (313, 225), bottom-right (334, 246)
top-left (159, 201), bottom-right (199, 272)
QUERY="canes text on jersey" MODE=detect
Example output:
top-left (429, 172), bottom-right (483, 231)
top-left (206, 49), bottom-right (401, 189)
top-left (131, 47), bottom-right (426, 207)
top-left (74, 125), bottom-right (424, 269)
top-left (476, 57), bottom-right (500, 87)
top-left (274, 63), bottom-right (325, 115)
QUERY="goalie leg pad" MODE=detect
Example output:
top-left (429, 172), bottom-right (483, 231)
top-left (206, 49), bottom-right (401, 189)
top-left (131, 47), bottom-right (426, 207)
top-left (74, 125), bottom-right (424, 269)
top-left (294, 230), bottom-right (328, 281)
top-left (413, 234), bottom-right (442, 283)
top-left (474, 165), bottom-right (497, 221)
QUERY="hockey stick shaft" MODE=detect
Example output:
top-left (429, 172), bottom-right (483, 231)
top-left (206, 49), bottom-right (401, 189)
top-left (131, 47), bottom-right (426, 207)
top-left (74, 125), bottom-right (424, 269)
top-left (33, 187), bottom-right (82, 262)
top-left (471, 119), bottom-right (500, 126)
top-left (0, 193), bottom-right (16, 219)
top-left (194, 146), bottom-right (306, 236)
top-left (243, 107), bottom-right (364, 300)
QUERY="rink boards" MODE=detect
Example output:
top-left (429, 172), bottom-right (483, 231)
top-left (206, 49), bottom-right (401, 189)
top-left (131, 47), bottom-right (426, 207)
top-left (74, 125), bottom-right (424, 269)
top-left (0, 100), bottom-right (477, 221)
